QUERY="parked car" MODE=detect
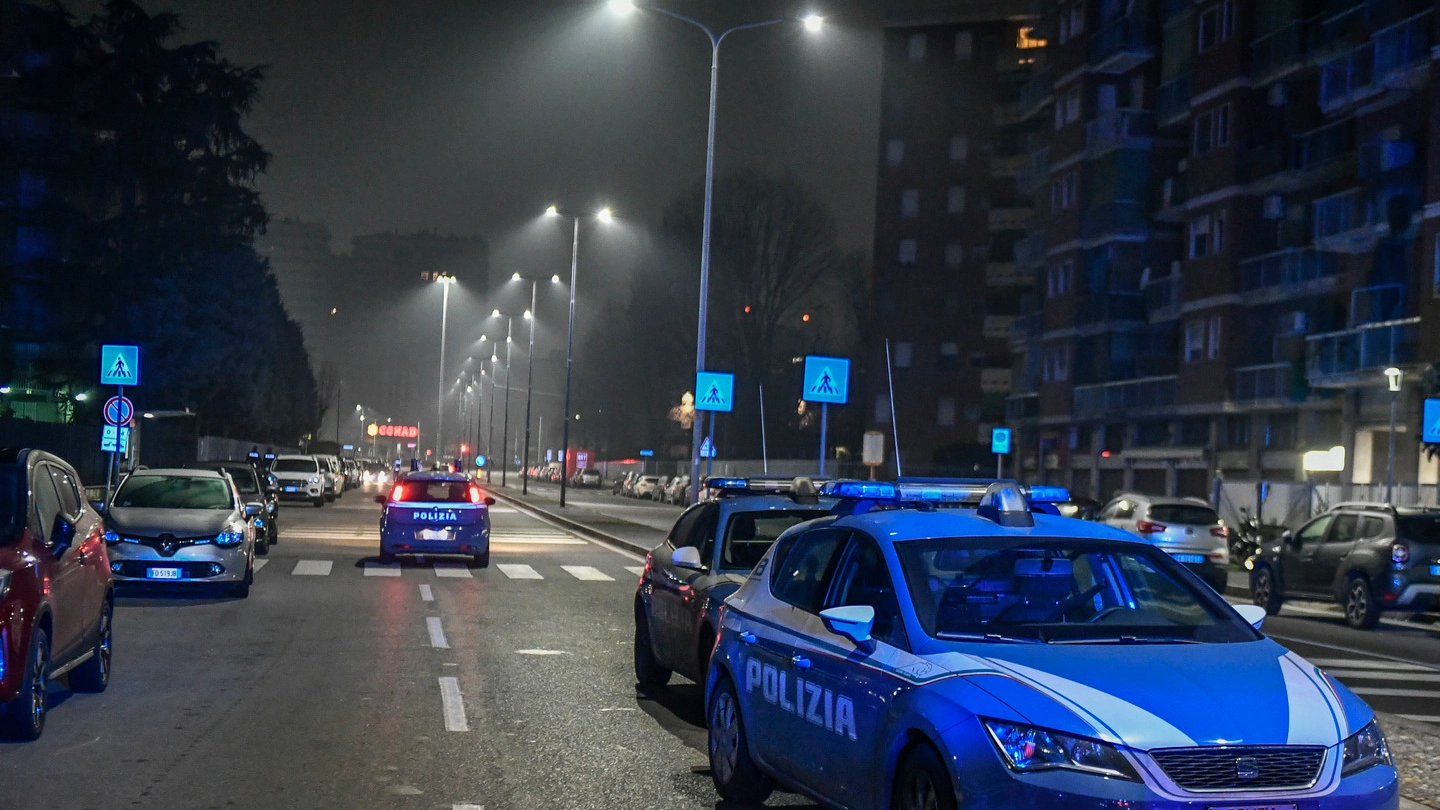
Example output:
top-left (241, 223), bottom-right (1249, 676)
top-left (664, 474), bottom-right (690, 504)
top-left (377, 473), bottom-right (493, 566)
top-left (0, 448), bottom-right (113, 740)
top-left (616, 472), bottom-right (639, 496)
top-left (572, 469), bottom-right (602, 488)
top-left (1096, 493), bottom-right (1229, 590)
top-left (318, 455), bottom-right (343, 499)
top-left (103, 468), bottom-right (262, 597)
top-left (272, 455), bottom-right (326, 506)
top-left (1250, 502), bottom-right (1440, 629)
top-left (632, 475), bottom-right (662, 499)
top-left (651, 476), bottom-right (671, 501)
top-left (195, 461), bottom-right (277, 552)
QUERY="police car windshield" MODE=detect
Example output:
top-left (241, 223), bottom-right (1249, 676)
top-left (114, 476), bottom-right (235, 510)
top-left (895, 537), bottom-right (1254, 644)
top-left (719, 510), bottom-right (826, 571)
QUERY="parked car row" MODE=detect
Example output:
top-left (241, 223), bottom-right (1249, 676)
top-left (612, 471), bottom-right (689, 503)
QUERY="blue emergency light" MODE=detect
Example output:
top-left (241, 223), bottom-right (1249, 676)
top-left (820, 480), bottom-right (899, 500)
top-left (1026, 485), bottom-right (1071, 503)
top-left (706, 477), bottom-right (750, 491)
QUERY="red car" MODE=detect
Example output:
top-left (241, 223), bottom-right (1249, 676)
top-left (0, 448), bottom-right (114, 740)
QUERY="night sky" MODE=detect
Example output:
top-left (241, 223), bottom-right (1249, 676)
top-left (118, 0), bottom-right (884, 253)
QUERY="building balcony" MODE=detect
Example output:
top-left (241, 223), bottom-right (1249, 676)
top-left (984, 314), bottom-right (1018, 340)
top-left (1143, 273), bottom-right (1183, 322)
top-left (1074, 375), bottom-right (1178, 418)
top-left (1294, 117), bottom-right (1353, 171)
top-left (1249, 21), bottom-right (1310, 83)
top-left (991, 153), bottom-right (1028, 179)
top-left (1349, 283), bottom-right (1406, 328)
top-left (1018, 66), bottom-right (1054, 120)
top-left (1319, 11), bottom-right (1432, 114)
top-left (1075, 291), bottom-right (1146, 327)
top-left (988, 207), bottom-right (1033, 232)
top-left (981, 368), bottom-right (1013, 394)
top-left (985, 262), bottom-right (1031, 287)
top-left (1085, 109), bottom-right (1155, 155)
top-left (1307, 317), bottom-right (1419, 387)
top-left (1154, 73), bottom-right (1191, 126)
top-left (1313, 188), bottom-right (1379, 253)
top-left (1009, 312), bottom-right (1041, 352)
top-left (1234, 362), bottom-right (1298, 405)
top-left (1239, 247), bottom-right (1340, 300)
top-left (1017, 147), bottom-right (1050, 192)
top-left (1081, 200), bottom-right (1148, 239)
top-left (1088, 16), bottom-right (1156, 73)
top-left (1006, 392), bottom-right (1039, 420)
top-left (1014, 232), bottom-right (1047, 270)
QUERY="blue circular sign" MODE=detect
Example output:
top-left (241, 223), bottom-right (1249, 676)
top-left (474, 455), bottom-right (488, 468)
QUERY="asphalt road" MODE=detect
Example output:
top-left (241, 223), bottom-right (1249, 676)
top-left (0, 486), bottom-right (814, 810)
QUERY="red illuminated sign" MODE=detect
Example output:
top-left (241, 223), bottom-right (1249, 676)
top-left (377, 424), bottom-right (420, 439)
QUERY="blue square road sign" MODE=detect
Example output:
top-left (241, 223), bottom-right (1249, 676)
top-left (802, 356), bottom-right (850, 405)
top-left (991, 427), bottom-right (1012, 455)
top-left (695, 371), bottom-right (735, 413)
top-left (100, 345), bottom-right (141, 386)
top-left (1424, 398), bottom-right (1440, 444)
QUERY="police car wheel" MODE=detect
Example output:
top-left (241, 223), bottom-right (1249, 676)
top-left (378, 552), bottom-right (396, 565)
top-left (472, 551), bottom-right (489, 569)
top-left (633, 603), bottom-right (671, 689)
top-left (893, 745), bottom-right (957, 810)
top-left (708, 678), bottom-right (772, 805)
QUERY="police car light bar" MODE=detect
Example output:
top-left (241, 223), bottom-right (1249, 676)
top-left (706, 477), bottom-right (750, 491)
top-left (1026, 485), bottom-right (1071, 503)
top-left (820, 480), bottom-right (899, 500)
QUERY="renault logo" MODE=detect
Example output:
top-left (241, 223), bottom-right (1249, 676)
top-left (158, 534), bottom-right (178, 557)
top-left (1235, 756), bottom-right (1260, 780)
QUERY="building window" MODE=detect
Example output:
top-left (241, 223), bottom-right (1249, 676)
top-left (1065, 88), bottom-right (1081, 124)
top-left (938, 342), bottom-right (960, 371)
top-left (1222, 415), bottom-right (1251, 447)
top-left (942, 293), bottom-right (959, 317)
top-left (1070, 2), bottom-right (1085, 38)
top-left (885, 139), bottom-right (904, 166)
top-left (1207, 315), bottom-right (1223, 359)
top-left (900, 189), bottom-right (919, 219)
top-left (954, 30), bottom-right (973, 60)
top-left (1017, 26), bottom-right (1046, 49)
top-left (898, 239), bottom-right (918, 265)
top-left (874, 394), bottom-right (891, 424)
top-left (1189, 211), bottom-right (1225, 258)
top-left (893, 341), bottom-right (914, 368)
top-left (1265, 413), bottom-right (1297, 449)
top-left (1047, 260), bottom-right (1074, 297)
top-left (1052, 172), bottom-right (1078, 212)
top-left (1043, 347), bottom-right (1070, 382)
top-left (1193, 104), bottom-right (1231, 154)
top-left (946, 186), bottom-right (966, 214)
top-left (937, 396), bottom-right (957, 426)
top-left (949, 135), bottom-right (968, 164)
top-left (1197, 0), bottom-right (1235, 52)
top-left (1183, 320), bottom-right (1205, 363)
top-left (908, 32), bottom-right (927, 62)
top-left (944, 242), bottom-right (964, 268)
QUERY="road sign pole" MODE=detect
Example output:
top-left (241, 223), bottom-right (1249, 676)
top-left (997, 452), bottom-right (1003, 480)
top-left (819, 403), bottom-right (828, 478)
top-left (706, 412), bottom-right (715, 480)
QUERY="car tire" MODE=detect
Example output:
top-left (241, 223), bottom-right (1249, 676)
top-left (229, 558), bottom-right (254, 599)
top-left (1250, 565), bottom-right (1284, 615)
top-left (69, 597), bottom-right (113, 693)
top-left (0, 627), bottom-right (49, 741)
top-left (378, 551), bottom-right (396, 565)
top-left (312, 497), bottom-right (324, 508)
top-left (633, 602), bottom-right (671, 689)
top-left (1343, 576), bottom-right (1382, 630)
top-left (708, 676), bottom-right (772, 805)
top-left (255, 533), bottom-right (269, 556)
top-left (892, 744), bottom-right (959, 810)
top-left (472, 551), bottom-right (489, 569)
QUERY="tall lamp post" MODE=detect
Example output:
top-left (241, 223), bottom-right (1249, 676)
top-left (545, 204), bottom-right (614, 507)
top-left (487, 313), bottom-right (519, 486)
top-left (610, 1), bottom-right (823, 502)
top-left (433, 273), bottom-right (457, 461)
top-left (508, 272), bottom-right (561, 495)
top-left (1385, 366), bottom-right (1403, 504)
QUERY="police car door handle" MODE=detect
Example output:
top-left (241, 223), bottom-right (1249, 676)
top-left (739, 632), bottom-right (757, 645)
top-left (791, 654), bottom-right (812, 670)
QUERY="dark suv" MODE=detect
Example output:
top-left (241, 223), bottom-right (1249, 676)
top-left (1249, 502), bottom-right (1440, 629)
top-left (0, 448), bottom-right (114, 739)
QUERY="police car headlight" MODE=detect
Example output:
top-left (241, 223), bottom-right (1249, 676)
top-left (104, 530), bottom-right (121, 546)
top-left (983, 720), bottom-right (1139, 781)
top-left (1342, 720), bottom-right (1393, 776)
top-left (215, 528), bottom-right (245, 548)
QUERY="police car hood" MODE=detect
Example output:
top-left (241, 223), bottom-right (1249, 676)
top-left (106, 508), bottom-right (237, 538)
top-left (934, 640), bottom-right (1362, 750)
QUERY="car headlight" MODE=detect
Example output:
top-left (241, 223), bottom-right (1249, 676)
top-left (310, 476), bottom-right (320, 484)
top-left (104, 530), bottom-right (121, 545)
top-left (1342, 720), bottom-right (1393, 776)
top-left (215, 528), bottom-right (245, 547)
top-left (983, 720), bottom-right (1140, 781)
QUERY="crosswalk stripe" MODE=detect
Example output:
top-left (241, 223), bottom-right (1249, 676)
top-left (434, 563), bottom-right (473, 579)
top-left (253, 559), bottom-right (269, 573)
top-left (1307, 658), bottom-right (1437, 673)
top-left (624, 565), bottom-right (645, 576)
top-left (1325, 670), bottom-right (1440, 682)
top-left (1349, 687), bottom-right (1440, 698)
top-left (491, 537), bottom-right (587, 546)
top-left (292, 560), bottom-right (332, 576)
top-left (1398, 714), bottom-right (1440, 724)
top-left (562, 565), bottom-right (614, 582)
top-left (364, 562), bottom-right (401, 577)
top-left (497, 564), bottom-right (543, 580)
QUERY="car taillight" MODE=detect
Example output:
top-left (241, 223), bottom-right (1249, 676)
top-left (468, 485), bottom-right (483, 504)
top-left (1391, 543), bottom-right (1410, 565)
top-left (389, 484), bottom-right (406, 502)
top-left (1210, 526), bottom-right (1229, 538)
top-left (1136, 520), bottom-right (1167, 534)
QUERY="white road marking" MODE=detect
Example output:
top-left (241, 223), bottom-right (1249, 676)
top-left (1266, 633), bottom-right (1440, 671)
top-left (562, 565), bottom-right (614, 582)
top-left (497, 564), bottom-right (542, 580)
top-left (427, 617), bottom-right (449, 649)
top-left (1397, 714), bottom-right (1440, 724)
top-left (364, 562), bottom-right (401, 577)
top-left (624, 565), bottom-right (645, 576)
top-left (292, 560), bottom-right (333, 576)
top-left (516, 649), bottom-right (570, 655)
top-left (253, 559), bottom-right (269, 573)
top-left (438, 677), bottom-right (468, 732)
top-left (453, 804), bottom-right (484, 810)
top-left (1349, 687), bottom-right (1440, 698)
top-left (283, 529), bottom-right (379, 539)
top-left (434, 563), bottom-right (473, 579)
top-left (419, 584), bottom-right (434, 601)
top-left (1305, 658), bottom-right (1437, 672)
top-left (1324, 670), bottom-right (1440, 682)
top-left (490, 536), bottom-right (587, 545)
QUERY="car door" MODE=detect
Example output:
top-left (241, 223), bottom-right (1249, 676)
top-left (1280, 513), bottom-right (1333, 596)
top-left (1308, 513), bottom-right (1358, 594)
top-left (29, 463), bottom-right (86, 657)
top-left (47, 464), bottom-right (106, 623)
top-left (793, 532), bottom-right (907, 807)
top-left (648, 504), bottom-right (713, 670)
top-left (746, 527), bottom-right (850, 775)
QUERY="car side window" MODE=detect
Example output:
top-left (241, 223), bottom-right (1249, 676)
top-left (1328, 514), bottom-right (1359, 544)
top-left (694, 507), bottom-right (720, 561)
top-left (667, 504), bottom-right (707, 549)
top-left (1295, 514), bottom-right (1333, 547)
top-left (770, 529), bottom-right (849, 613)
top-left (825, 534), bottom-right (908, 650)
top-left (29, 465), bottom-right (64, 545)
top-left (1359, 516), bottom-right (1387, 539)
top-left (47, 465), bottom-right (83, 520)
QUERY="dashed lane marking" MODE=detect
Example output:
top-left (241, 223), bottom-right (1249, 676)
top-left (438, 677), bottom-right (468, 731)
top-left (434, 563), bottom-right (473, 579)
top-left (497, 564), bottom-right (542, 580)
top-left (453, 804), bottom-right (484, 809)
top-left (427, 617), bottom-right (449, 649)
top-left (562, 565), bottom-right (614, 582)
top-left (490, 536), bottom-right (588, 545)
top-left (420, 584), bottom-right (434, 601)
top-left (364, 562), bottom-right (402, 577)
top-left (292, 560), bottom-right (332, 576)
top-left (1349, 687), bottom-right (1440, 698)
top-left (253, 559), bottom-right (268, 573)
top-left (1305, 658), bottom-right (1436, 671)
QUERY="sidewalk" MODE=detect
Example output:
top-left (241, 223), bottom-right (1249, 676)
top-left (485, 480), bottom-right (667, 554)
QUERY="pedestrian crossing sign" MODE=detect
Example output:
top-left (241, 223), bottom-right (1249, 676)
top-left (1425, 398), bottom-right (1440, 444)
top-left (100, 344), bottom-right (140, 386)
top-left (802, 355), bottom-right (850, 405)
top-left (700, 436), bottom-right (716, 458)
top-left (695, 371), bottom-right (734, 413)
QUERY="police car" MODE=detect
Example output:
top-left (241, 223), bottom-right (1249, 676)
top-left (376, 473), bottom-right (493, 566)
top-left (634, 477), bottom-right (835, 689)
top-left (706, 480), bottom-right (1398, 810)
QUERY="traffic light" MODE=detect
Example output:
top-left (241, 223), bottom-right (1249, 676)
top-left (460, 443), bottom-right (470, 454)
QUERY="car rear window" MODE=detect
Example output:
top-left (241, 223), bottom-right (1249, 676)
top-left (391, 480), bottom-right (478, 503)
top-left (210, 467), bottom-right (259, 494)
top-left (0, 467), bottom-right (23, 544)
top-left (274, 458), bottom-right (318, 473)
top-left (1397, 514), bottom-right (1440, 545)
top-left (1148, 505), bottom-right (1219, 525)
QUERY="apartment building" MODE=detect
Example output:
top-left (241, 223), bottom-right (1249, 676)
top-left (1003, 0), bottom-right (1437, 499)
top-left (869, 2), bottom-right (1044, 474)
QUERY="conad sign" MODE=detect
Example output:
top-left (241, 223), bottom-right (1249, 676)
top-left (376, 425), bottom-right (420, 439)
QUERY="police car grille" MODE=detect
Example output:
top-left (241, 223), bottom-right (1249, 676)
top-left (1150, 746), bottom-right (1326, 791)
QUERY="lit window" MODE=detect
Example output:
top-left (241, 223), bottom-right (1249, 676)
top-left (947, 186), bottom-right (966, 214)
top-left (873, 394), bottom-right (891, 423)
top-left (1207, 315), bottom-right (1223, 360)
top-left (894, 342), bottom-right (914, 368)
top-left (937, 396), bottom-right (957, 426)
top-left (945, 242), bottom-right (964, 267)
top-left (949, 135), bottom-right (969, 164)
top-left (1017, 26), bottom-right (1046, 49)
top-left (1183, 320), bottom-right (1205, 363)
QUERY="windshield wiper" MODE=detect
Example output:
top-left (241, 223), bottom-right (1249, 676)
top-left (935, 631), bottom-right (1048, 644)
top-left (1049, 636), bottom-right (1202, 645)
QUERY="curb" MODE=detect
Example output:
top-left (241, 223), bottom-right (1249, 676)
top-left (487, 488), bottom-right (652, 557)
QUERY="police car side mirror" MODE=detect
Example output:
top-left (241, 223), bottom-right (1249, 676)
top-left (1233, 603), bottom-right (1266, 630)
top-left (821, 605), bottom-right (875, 646)
top-left (670, 546), bottom-right (705, 571)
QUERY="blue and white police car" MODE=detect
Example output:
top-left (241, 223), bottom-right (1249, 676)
top-left (706, 480), bottom-right (1398, 810)
top-left (376, 473), bottom-right (493, 567)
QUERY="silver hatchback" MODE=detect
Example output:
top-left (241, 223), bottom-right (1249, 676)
top-left (1096, 493), bottom-right (1229, 590)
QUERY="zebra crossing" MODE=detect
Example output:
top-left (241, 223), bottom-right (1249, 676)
top-left (1305, 656), bottom-right (1440, 724)
top-left (268, 557), bottom-right (643, 582)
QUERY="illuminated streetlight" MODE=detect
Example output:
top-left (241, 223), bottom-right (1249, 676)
top-left (433, 273), bottom-right (458, 459)
top-left (511, 271), bottom-right (521, 281)
top-left (608, 0), bottom-right (635, 12)
top-left (802, 13), bottom-right (824, 32)
top-left (1385, 366), bottom-right (1403, 503)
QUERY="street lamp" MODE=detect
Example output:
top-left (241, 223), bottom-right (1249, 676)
top-left (486, 312), bottom-right (520, 486)
top-left (433, 273), bottom-right (458, 460)
top-left (545, 204), bottom-right (615, 507)
top-left (614, 2), bottom-right (822, 502)
top-left (508, 272), bottom-right (561, 495)
top-left (1386, 366), bottom-right (1402, 504)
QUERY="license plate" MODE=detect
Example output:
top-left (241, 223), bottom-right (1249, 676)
top-left (1207, 805), bottom-right (1297, 810)
top-left (284, 486), bottom-right (299, 492)
top-left (412, 510), bottom-right (460, 523)
top-left (416, 528), bottom-right (454, 541)
top-left (1171, 553), bottom-right (1207, 564)
top-left (148, 567), bottom-right (182, 580)
top-left (1430, 564), bottom-right (1440, 577)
